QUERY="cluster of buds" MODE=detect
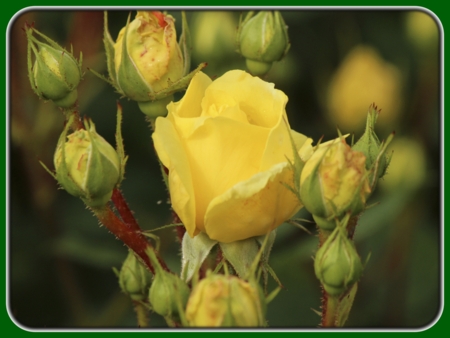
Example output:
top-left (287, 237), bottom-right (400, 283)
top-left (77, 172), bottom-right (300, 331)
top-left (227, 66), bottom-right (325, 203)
top-left (236, 11), bottom-right (290, 76)
top-left (102, 11), bottom-right (206, 118)
top-left (25, 24), bottom-right (82, 108)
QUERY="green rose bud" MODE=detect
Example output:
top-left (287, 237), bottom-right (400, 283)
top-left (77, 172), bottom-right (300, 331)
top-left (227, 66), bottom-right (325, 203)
top-left (54, 119), bottom-right (121, 208)
top-left (314, 224), bottom-right (363, 297)
top-left (237, 11), bottom-right (290, 76)
top-left (118, 251), bottom-right (152, 301)
top-left (148, 268), bottom-right (190, 318)
top-left (352, 103), bottom-right (393, 187)
top-left (26, 25), bottom-right (82, 108)
top-left (300, 138), bottom-right (371, 231)
top-left (185, 273), bottom-right (265, 327)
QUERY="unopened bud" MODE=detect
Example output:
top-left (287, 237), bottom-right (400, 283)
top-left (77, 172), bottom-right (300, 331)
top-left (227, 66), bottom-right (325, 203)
top-left (54, 119), bottom-right (121, 207)
top-left (352, 103), bottom-right (392, 186)
top-left (148, 269), bottom-right (190, 318)
top-left (237, 11), bottom-right (290, 76)
top-left (26, 25), bottom-right (82, 108)
top-left (300, 138), bottom-right (371, 230)
top-left (118, 251), bottom-right (152, 301)
top-left (314, 224), bottom-right (363, 296)
top-left (185, 273), bottom-right (265, 327)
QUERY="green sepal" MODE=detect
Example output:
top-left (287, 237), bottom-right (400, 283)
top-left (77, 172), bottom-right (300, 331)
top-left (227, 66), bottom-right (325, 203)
top-left (299, 148), bottom-right (328, 218)
top-left (179, 11), bottom-right (191, 76)
top-left (54, 115), bottom-right (84, 198)
top-left (181, 231), bottom-right (218, 282)
top-left (115, 102), bottom-right (127, 184)
top-left (220, 237), bottom-right (259, 279)
top-left (81, 120), bottom-right (119, 207)
top-left (103, 11), bottom-right (119, 90)
top-left (335, 282), bottom-right (358, 327)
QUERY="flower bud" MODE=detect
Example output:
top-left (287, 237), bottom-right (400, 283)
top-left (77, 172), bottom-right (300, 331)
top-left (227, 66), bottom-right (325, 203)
top-left (237, 11), bottom-right (290, 76)
top-left (352, 104), bottom-right (392, 185)
top-left (300, 138), bottom-right (371, 230)
top-left (26, 26), bottom-right (82, 108)
top-left (113, 11), bottom-right (184, 102)
top-left (118, 251), bottom-right (152, 301)
top-left (185, 274), bottom-right (265, 327)
top-left (148, 269), bottom-right (190, 318)
top-left (54, 119), bottom-right (121, 208)
top-left (314, 224), bottom-right (363, 297)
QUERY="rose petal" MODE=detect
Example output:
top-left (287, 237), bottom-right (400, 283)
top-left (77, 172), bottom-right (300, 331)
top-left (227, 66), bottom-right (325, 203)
top-left (152, 117), bottom-right (198, 237)
top-left (204, 162), bottom-right (301, 243)
top-left (178, 117), bottom-right (270, 231)
top-left (171, 71), bottom-right (212, 118)
top-left (202, 70), bottom-right (284, 128)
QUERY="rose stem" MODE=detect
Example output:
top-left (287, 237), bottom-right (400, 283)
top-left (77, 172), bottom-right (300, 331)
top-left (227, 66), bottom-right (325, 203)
top-left (92, 205), bottom-right (169, 275)
top-left (133, 301), bottom-right (149, 327)
top-left (111, 188), bottom-right (141, 232)
top-left (318, 215), bottom-right (360, 327)
top-left (111, 188), bottom-right (170, 273)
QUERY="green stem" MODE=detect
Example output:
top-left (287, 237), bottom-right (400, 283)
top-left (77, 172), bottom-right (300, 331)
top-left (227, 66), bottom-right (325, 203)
top-left (322, 295), bottom-right (339, 327)
top-left (133, 301), bottom-right (149, 328)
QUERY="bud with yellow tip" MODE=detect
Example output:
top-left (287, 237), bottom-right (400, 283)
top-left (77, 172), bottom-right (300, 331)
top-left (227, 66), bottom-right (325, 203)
top-left (53, 118), bottom-right (121, 208)
top-left (102, 11), bottom-right (206, 118)
top-left (185, 273), bottom-right (265, 327)
top-left (300, 138), bottom-right (371, 230)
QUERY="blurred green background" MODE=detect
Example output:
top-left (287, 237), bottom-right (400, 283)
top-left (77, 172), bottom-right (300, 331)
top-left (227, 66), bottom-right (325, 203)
top-left (9, 9), bottom-right (440, 328)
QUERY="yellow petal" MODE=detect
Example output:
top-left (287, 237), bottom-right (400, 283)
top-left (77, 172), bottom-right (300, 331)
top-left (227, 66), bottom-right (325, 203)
top-left (204, 162), bottom-right (301, 243)
top-left (152, 117), bottom-right (198, 237)
top-left (171, 71), bottom-right (212, 118)
top-left (201, 70), bottom-right (283, 128)
top-left (177, 117), bottom-right (270, 231)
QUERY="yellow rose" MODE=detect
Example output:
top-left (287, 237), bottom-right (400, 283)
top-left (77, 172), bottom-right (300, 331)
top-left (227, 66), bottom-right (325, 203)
top-left (152, 70), bottom-right (311, 243)
top-left (114, 11), bottom-right (184, 101)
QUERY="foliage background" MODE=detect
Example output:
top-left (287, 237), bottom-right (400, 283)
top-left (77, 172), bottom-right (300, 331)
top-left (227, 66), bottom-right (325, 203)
top-left (9, 9), bottom-right (440, 328)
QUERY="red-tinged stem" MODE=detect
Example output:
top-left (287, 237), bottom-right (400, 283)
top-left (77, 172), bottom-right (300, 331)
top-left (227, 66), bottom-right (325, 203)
top-left (111, 188), bottom-right (141, 232)
top-left (92, 206), bottom-right (169, 275)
